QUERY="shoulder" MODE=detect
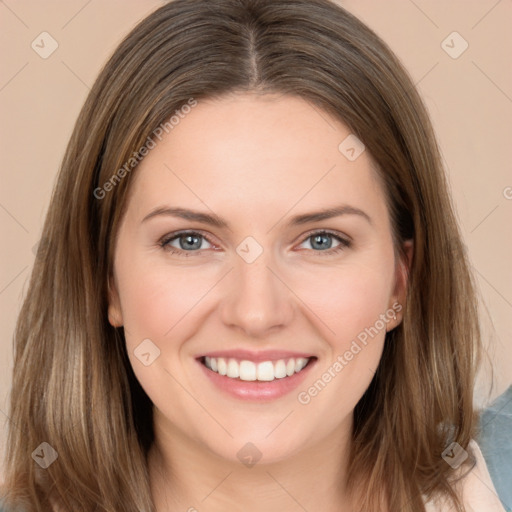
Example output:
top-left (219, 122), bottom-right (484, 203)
top-left (478, 385), bottom-right (512, 508)
top-left (424, 439), bottom-right (507, 512)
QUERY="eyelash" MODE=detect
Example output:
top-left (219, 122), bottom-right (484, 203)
top-left (158, 229), bottom-right (351, 257)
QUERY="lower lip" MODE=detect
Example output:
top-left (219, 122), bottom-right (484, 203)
top-left (197, 358), bottom-right (316, 402)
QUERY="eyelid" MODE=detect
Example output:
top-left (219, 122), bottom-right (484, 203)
top-left (294, 229), bottom-right (352, 255)
top-left (158, 229), bottom-right (218, 251)
top-left (297, 228), bottom-right (352, 244)
top-left (159, 228), bottom-right (352, 255)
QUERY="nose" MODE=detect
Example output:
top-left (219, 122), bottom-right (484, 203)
top-left (219, 250), bottom-right (295, 338)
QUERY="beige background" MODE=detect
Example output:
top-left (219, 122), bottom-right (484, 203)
top-left (1, 0), bottom-right (511, 465)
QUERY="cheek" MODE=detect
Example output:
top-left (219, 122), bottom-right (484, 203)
top-left (114, 255), bottom-right (221, 407)
top-left (291, 257), bottom-right (395, 347)
top-left (114, 253), bottom-right (219, 346)
top-left (293, 262), bottom-right (394, 414)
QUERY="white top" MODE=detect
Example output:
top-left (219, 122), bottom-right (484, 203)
top-left (424, 440), bottom-right (506, 511)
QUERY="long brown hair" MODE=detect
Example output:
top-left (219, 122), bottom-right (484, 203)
top-left (2, 0), bottom-right (481, 510)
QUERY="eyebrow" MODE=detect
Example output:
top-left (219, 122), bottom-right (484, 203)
top-left (141, 205), bottom-right (372, 229)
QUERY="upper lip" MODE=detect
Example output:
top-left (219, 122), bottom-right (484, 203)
top-left (197, 349), bottom-right (316, 363)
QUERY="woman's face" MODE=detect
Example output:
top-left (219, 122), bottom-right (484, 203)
top-left (108, 93), bottom-right (410, 464)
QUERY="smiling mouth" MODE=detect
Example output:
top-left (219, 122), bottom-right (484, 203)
top-left (199, 355), bottom-right (317, 382)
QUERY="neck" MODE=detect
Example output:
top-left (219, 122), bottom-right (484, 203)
top-left (149, 410), bottom-right (355, 512)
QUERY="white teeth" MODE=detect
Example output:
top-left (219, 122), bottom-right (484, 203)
top-left (295, 358), bottom-right (307, 372)
top-left (217, 358), bottom-right (227, 376)
top-left (286, 358), bottom-right (295, 376)
top-left (239, 360), bottom-right (256, 381)
top-left (257, 361), bottom-right (274, 381)
top-left (274, 360), bottom-right (287, 379)
top-left (227, 359), bottom-right (239, 378)
top-left (203, 356), bottom-right (311, 381)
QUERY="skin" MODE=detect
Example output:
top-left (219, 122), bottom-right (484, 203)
top-left (108, 92), bottom-right (412, 512)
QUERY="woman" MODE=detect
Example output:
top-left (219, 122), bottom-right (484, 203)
top-left (1, 0), bottom-right (505, 510)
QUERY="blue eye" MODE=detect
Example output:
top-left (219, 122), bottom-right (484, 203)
top-left (298, 230), bottom-right (351, 255)
top-left (159, 230), bottom-right (351, 257)
top-left (159, 231), bottom-right (213, 254)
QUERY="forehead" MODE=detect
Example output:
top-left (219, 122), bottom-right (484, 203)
top-left (123, 93), bottom-right (389, 228)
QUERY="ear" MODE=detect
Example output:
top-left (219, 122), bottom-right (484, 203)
top-left (386, 239), bottom-right (413, 332)
top-left (107, 273), bottom-right (124, 327)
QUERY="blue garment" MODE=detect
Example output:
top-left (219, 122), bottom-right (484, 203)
top-left (1, 388), bottom-right (511, 511)
top-left (478, 385), bottom-right (512, 512)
